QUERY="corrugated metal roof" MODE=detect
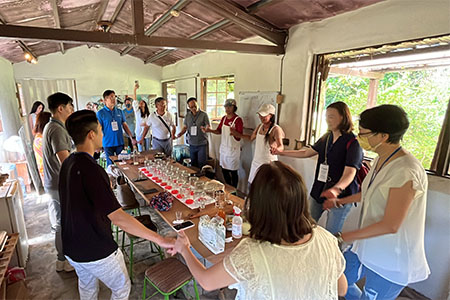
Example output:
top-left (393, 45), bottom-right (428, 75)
top-left (0, 0), bottom-right (385, 66)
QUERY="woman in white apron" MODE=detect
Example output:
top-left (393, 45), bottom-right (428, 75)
top-left (231, 103), bottom-right (285, 186)
top-left (204, 99), bottom-right (243, 187)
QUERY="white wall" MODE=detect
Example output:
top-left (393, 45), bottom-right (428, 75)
top-left (162, 0), bottom-right (450, 298)
top-left (0, 57), bottom-right (22, 162)
top-left (13, 46), bottom-right (163, 108)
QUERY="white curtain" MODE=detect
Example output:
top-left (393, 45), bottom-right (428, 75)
top-left (17, 78), bottom-right (78, 114)
top-left (16, 78), bottom-right (78, 139)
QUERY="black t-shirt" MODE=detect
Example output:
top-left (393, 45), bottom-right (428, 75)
top-left (59, 152), bottom-right (121, 262)
top-left (310, 132), bottom-right (363, 203)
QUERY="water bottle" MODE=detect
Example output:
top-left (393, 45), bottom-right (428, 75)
top-left (232, 206), bottom-right (242, 239)
top-left (127, 146), bottom-right (131, 154)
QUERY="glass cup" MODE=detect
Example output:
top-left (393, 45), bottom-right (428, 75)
top-left (175, 211), bottom-right (183, 222)
top-left (189, 176), bottom-right (199, 188)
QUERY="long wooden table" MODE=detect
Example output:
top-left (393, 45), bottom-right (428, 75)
top-left (112, 151), bottom-right (244, 264)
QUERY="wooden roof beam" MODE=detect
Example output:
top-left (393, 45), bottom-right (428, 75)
top-left (50, 0), bottom-right (65, 54)
top-left (193, 0), bottom-right (286, 46)
top-left (121, 0), bottom-right (191, 56)
top-left (105, 0), bottom-right (127, 32)
top-left (0, 14), bottom-right (37, 59)
top-left (0, 23), bottom-right (284, 54)
top-left (143, 0), bottom-right (274, 64)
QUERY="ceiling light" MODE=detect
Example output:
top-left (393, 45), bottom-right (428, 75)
top-left (170, 10), bottom-right (180, 17)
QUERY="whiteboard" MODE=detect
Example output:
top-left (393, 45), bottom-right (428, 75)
top-left (238, 91), bottom-right (279, 129)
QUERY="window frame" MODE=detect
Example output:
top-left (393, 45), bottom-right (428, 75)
top-left (306, 36), bottom-right (450, 178)
top-left (201, 76), bottom-right (234, 120)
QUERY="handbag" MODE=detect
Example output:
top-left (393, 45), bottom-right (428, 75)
top-left (116, 175), bottom-right (138, 207)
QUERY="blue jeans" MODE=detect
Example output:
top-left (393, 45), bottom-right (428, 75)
top-left (344, 250), bottom-right (405, 300)
top-left (189, 144), bottom-right (207, 169)
top-left (137, 138), bottom-right (151, 152)
top-left (104, 145), bottom-right (124, 166)
top-left (309, 196), bottom-right (352, 234)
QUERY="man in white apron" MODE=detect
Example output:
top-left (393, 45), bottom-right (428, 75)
top-left (230, 103), bottom-right (285, 187)
top-left (204, 99), bottom-right (243, 187)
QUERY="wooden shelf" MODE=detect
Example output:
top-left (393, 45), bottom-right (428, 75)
top-left (0, 233), bottom-right (19, 284)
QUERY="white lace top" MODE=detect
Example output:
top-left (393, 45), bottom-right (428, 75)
top-left (223, 226), bottom-right (345, 300)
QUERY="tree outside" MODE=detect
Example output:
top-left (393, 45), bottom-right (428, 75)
top-left (323, 67), bottom-right (450, 169)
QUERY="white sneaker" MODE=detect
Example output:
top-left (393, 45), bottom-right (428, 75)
top-left (64, 260), bottom-right (75, 272)
top-left (56, 260), bottom-right (65, 272)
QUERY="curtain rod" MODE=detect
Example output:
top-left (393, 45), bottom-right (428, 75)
top-left (161, 73), bottom-right (199, 83)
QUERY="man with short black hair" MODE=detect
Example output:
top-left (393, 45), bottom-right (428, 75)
top-left (97, 90), bottom-right (136, 166)
top-left (61, 110), bottom-right (176, 300)
top-left (139, 96), bottom-right (176, 157)
top-left (42, 92), bottom-right (75, 272)
top-left (175, 97), bottom-right (210, 168)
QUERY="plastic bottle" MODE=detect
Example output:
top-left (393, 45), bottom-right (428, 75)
top-left (127, 146), bottom-right (131, 154)
top-left (232, 206), bottom-right (242, 239)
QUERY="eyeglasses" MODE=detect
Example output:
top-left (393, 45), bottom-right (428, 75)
top-left (357, 131), bottom-right (374, 137)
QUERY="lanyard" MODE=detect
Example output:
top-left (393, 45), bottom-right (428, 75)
top-left (367, 146), bottom-right (402, 189)
top-left (324, 133), bottom-right (332, 165)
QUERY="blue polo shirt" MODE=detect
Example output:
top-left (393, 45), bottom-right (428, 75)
top-left (310, 132), bottom-right (363, 203)
top-left (97, 106), bottom-right (126, 147)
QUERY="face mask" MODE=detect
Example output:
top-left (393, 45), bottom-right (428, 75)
top-left (126, 104), bottom-right (131, 109)
top-left (357, 134), bottom-right (382, 152)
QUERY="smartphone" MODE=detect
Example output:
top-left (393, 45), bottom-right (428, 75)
top-left (173, 220), bottom-right (195, 232)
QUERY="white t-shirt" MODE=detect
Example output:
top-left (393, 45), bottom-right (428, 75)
top-left (223, 226), bottom-right (344, 300)
top-left (132, 100), bottom-right (151, 139)
top-left (146, 111), bottom-right (174, 140)
top-left (351, 151), bottom-right (430, 286)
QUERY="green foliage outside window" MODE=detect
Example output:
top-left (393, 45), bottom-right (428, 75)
top-left (323, 68), bottom-right (450, 169)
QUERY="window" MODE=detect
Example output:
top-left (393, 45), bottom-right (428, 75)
top-left (202, 76), bottom-right (235, 120)
top-left (307, 35), bottom-right (450, 176)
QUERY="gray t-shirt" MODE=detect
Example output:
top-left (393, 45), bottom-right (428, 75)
top-left (43, 118), bottom-right (73, 190)
top-left (184, 110), bottom-right (210, 146)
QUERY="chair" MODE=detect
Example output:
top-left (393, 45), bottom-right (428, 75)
top-left (122, 215), bottom-right (164, 282)
top-left (142, 257), bottom-right (200, 300)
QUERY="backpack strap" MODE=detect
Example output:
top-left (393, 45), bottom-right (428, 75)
top-left (346, 137), bottom-right (357, 150)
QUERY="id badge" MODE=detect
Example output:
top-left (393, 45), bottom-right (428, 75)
top-left (318, 163), bottom-right (329, 183)
top-left (190, 125), bottom-right (197, 136)
top-left (111, 121), bottom-right (119, 131)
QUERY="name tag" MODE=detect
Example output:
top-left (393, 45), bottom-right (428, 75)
top-left (111, 121), bottom-right (119, 131)
top-left (317, 164), bottom-right (329, 183)
top-left (190, 126), bottom-right (197, 136)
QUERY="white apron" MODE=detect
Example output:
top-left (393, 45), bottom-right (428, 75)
top-left (248, 124), bottom-right (278, 183)
top-left (219, 117), bottom-right (241, 171)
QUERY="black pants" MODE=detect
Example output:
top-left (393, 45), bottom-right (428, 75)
top-left (222, 168), bottom-right (238, 188)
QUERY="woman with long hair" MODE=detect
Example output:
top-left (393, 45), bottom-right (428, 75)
top-left (173, 161), bottom-right (347, 299)
top-left (324, 105), bottom-right (430, 299)
top-left (33, 111), bottom-right (51, 183)
top-left (29, 101), bottom-right (45, 136)
top-left (274, 101), bottom-right (363, 234)
top-left (133, 98), bottom-right (151, 151)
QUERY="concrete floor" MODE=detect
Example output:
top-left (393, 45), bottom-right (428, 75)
top-left (21, 191), bottom-right (428, 300)
top-left (22, 192), bottom-right (236, 299)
